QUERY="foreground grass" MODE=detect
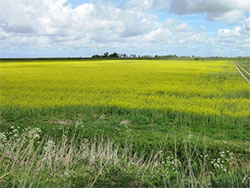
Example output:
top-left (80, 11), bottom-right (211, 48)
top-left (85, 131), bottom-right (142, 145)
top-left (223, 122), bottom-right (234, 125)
top-left (1, 106), bottom-right (249, 155)
top-left (0, 123), bottom-right (249, 187)
top-left (0, 106), bottom-right (249, 187)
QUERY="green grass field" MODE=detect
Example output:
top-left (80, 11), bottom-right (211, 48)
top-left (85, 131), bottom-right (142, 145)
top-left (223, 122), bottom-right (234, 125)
top-left (0, 59), bottom-right (249, 187)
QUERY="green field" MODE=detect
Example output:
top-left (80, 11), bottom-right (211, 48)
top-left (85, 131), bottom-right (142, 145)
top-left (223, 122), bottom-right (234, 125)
top-left (0, 59), bottom-right (249, 187)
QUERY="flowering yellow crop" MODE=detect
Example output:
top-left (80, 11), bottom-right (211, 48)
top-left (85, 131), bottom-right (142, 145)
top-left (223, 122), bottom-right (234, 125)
top-left (0, 60), bottom-right (249, 118)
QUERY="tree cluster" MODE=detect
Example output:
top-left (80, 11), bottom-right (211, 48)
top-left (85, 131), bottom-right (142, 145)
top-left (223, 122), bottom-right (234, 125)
top-left (92, 52), bottom-right (120, 59)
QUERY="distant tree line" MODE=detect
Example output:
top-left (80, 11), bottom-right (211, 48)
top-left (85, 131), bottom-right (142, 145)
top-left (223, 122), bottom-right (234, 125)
top-left (91, 52), bottom-right (203, 60)
top-left (90, 53), bottom-right (250, 61)
top-left (1, 55), bottom-right (249, 62)
top-left (92, 52), bottom-right (131, 59)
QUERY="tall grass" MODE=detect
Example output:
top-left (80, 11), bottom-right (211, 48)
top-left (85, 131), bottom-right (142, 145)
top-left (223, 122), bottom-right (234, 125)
top-left (0, 124), bottom-right (249, 187)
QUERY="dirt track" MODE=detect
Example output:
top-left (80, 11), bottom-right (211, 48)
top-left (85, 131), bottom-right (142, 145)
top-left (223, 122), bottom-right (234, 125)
top-left (235, 63), bottom-right (250, 85)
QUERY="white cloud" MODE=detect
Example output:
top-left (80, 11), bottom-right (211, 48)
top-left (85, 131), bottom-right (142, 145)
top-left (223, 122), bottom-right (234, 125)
top-left (144, 27), bottom-right (172, 42)
top-left (0, 0), bottom-right (157, 52)
top-left (212, 10), bottom-right (245, 24)
top-left (0, 0), bottom-right (249, 57)
top-left (218, 27), bottom-right (242, 38)
top-left (0, 28), bottom-right (10, 40)
top-left (244, 17), bottom-right (250, 31)
top-left (218, 18), bottom-right (250, 38)
top-left (175, 23), bottom-right (190, 32)
top-left (215, 18), bottom-right (250, 55)
top-left (152, 0), bottom-right (250, 24)
top-left (142, 19), bottom-right (208, 49)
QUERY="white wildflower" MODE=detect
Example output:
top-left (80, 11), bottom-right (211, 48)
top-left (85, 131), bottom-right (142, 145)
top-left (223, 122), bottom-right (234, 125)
top-left (64, 171), bottom-right (71, 178)
top-left (0, 132), bottom-right (7, 151)
top-left (0, 132), bottom-right (7, 143)
top-left (187, 134), bottom-right (193, 139)
top-left (28, 127), bottom-right (41, 139)
top-left (44, 140), bottom-right (56, 153)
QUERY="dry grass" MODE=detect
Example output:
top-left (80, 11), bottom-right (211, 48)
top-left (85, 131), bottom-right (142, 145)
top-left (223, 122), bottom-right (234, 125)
top-left (0, 125), bottom-right (249, 187)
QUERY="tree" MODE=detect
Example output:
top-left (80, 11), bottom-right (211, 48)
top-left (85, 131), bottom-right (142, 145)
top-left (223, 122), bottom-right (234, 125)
top-left (109, 52), bottom-right (119, 58)
top-left (122, 54), bottom-right (127, 58)
top-left (92, 54), bottom-right (100, 59)
top-left (104, 52), bottom-right (109, 57)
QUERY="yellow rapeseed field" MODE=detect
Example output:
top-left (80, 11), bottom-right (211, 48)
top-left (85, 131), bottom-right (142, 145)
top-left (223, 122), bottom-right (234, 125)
top-left (0, 60), bottom-right (250, 118)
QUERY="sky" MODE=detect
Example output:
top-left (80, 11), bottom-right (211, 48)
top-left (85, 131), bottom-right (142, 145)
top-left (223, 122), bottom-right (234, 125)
top-left (0, 0), bottom-right (250, 58)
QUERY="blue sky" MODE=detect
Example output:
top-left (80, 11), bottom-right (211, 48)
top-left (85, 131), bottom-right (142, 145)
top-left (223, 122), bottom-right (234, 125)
top-left (68, 0), bottom-right (91, 8)
top-left (0, 0), bottom-right (250, 57)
